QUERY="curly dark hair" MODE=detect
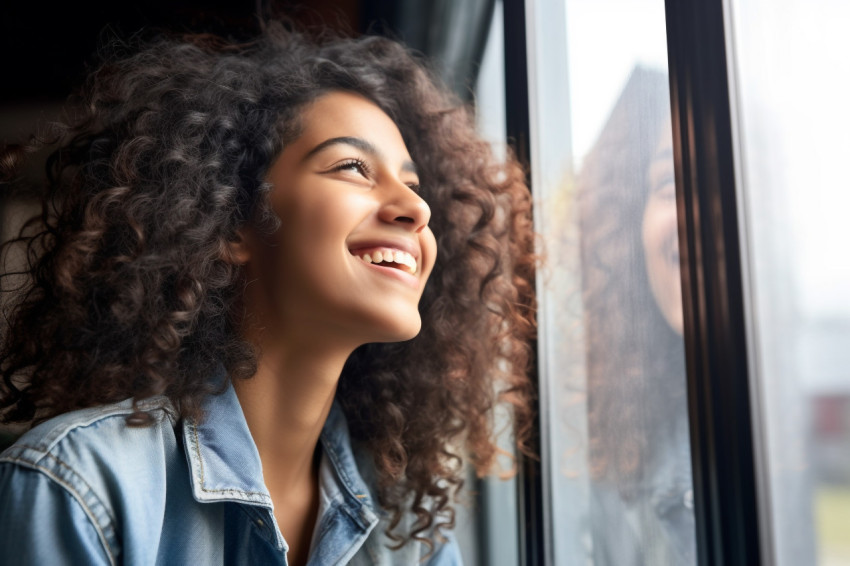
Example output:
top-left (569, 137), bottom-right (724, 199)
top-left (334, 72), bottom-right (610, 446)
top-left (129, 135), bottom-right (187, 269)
top-left (0, 23), bottom-right (536, 548)
top-left (577, 66), bottom-right (686, 500)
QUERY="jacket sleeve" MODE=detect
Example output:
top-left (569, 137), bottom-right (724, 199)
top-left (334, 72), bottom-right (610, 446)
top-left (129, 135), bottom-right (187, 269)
top-left (0, 462), bottom-right (113, 566)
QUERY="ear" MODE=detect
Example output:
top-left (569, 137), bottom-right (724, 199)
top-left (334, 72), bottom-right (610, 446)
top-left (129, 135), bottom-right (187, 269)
top-left (221, 229), bottom-right (253, 265)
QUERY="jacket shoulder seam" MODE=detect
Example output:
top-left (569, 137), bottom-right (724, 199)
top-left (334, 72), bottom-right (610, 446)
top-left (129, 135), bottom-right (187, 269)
top-left (12, 398), bottom-right (175, 456)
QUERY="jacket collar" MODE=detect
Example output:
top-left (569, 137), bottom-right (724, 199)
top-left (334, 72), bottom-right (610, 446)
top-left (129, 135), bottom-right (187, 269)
top-left (318, 396), bottom-right (380, 531)
top-left (181, 373), bottom-right (379, 530)
top-left (182, 376), bottom-right (272, 507)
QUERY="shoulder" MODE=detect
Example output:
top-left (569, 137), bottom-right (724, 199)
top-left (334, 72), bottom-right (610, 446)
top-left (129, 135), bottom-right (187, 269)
top-left (0, 397), bottom-right (179, 565)
top-left (1, 396), bottom-right (178, 483)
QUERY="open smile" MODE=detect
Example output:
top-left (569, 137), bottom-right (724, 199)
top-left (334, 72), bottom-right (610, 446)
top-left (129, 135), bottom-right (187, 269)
top-left (348, 245), bottom-right (421, 289)
top-left (352, 247), bottom-right (417, 274)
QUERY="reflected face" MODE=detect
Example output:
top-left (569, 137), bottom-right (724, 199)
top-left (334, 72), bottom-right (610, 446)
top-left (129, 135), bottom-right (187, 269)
top-left (642, 122), bottom-right (683, 334)
top-left (242, 91), bottom-right (437, 345)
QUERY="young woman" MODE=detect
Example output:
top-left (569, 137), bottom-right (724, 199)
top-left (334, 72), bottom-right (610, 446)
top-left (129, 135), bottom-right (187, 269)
top-left (0, 23), bottom-right (536, 565)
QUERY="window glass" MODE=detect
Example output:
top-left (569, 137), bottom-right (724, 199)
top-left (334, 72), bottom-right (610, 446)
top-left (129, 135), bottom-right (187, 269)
top-left (728, 1), bottom-right (850, 564)
top-left (525, 0), bottom-right (697, 563)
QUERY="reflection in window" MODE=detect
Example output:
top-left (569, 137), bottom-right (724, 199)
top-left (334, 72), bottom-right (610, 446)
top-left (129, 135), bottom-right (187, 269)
top-left (528, 0), bottom-right (696, 564)
top-left (576, 68), bottom-right (694, 566)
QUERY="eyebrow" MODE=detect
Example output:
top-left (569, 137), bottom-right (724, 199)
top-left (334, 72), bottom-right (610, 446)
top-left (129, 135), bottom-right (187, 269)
top-left (303, 136), bottom-right (418, 174)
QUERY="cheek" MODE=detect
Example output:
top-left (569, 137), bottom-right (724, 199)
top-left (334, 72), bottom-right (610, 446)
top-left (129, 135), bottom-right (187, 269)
top-left (249, 195), bottom-right (350, 305)
top-left (642, 198), bottom-right (676, 253)
top-left (274, 192), bottom-right (366, 257)
top-left (419, 229), bottom-right (438, 282)
top-left (642, 201), bottom-right (662, 258)
top-left (642, 197), bottom-right (685, 333)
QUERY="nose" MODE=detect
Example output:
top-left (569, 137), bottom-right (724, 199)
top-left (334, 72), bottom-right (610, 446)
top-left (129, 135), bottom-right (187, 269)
top-left (378, 181), bottom-right (431, 233)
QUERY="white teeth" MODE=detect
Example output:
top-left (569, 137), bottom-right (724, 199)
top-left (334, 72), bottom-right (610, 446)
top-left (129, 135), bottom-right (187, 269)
top-left (355, 249), bottom-right (418, 275)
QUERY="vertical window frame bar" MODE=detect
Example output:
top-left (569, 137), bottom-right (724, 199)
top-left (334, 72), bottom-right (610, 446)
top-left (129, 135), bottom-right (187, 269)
top-left (664, 0), bottom-right (764, 565)
top-left (502, 1), bottom-right (546, 565)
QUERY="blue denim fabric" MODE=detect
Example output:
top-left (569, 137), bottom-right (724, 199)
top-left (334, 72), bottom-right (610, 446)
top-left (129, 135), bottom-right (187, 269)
top-left (0, 383), bottom-right (462, 565)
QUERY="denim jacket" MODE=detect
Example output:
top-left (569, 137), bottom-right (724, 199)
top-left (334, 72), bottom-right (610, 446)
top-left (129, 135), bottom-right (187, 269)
top-left (0, 381), bottom-right (462, 565)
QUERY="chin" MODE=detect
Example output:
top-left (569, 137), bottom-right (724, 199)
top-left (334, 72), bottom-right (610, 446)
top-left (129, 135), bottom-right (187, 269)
top-left (369, 314), bottom-right (423, 344)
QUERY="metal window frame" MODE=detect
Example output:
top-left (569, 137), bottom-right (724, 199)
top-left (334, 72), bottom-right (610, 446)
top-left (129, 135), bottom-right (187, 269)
top-left (665, 0), bottom-right (764, 565)
top-left (502, 1), bottom-right (546, 565)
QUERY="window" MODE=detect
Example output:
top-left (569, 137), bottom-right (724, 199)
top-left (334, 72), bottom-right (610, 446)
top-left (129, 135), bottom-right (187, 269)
top-left (488, 0), bottom-right (850, 565)
top-left (523, 0), bottom-right (695, 564)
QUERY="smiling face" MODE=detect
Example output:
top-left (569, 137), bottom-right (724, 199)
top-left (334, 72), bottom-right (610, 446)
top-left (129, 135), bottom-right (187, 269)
top-left (239, 91), bottom-right (437, 348)
top-left (642, 120), bottom-right (683, 334)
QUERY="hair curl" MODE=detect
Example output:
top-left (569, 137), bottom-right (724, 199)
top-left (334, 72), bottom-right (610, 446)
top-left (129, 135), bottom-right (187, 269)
top-left (0, 23), bottom-right (536, 548)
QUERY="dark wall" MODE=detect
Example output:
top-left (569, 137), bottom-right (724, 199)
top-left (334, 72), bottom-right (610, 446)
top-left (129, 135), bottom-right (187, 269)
top-left (1, 0), bottom-right (360, 106)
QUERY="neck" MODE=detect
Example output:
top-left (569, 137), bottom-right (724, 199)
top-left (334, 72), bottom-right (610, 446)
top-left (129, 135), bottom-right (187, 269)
top-left (233, 330), bottom-right (354, 491)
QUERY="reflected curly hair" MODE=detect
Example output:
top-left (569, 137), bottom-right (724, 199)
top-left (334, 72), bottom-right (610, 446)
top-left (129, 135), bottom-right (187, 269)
top-left (0, 23), bottom-right (536, 548)
top-left (577, 67), bottom-right (685, 500)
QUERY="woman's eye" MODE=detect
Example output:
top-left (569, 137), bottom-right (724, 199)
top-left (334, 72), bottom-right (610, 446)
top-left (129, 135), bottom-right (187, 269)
top-left (407, 183), bottom-right (421, 193)
top-left (333, 158), bottom-right (370, 177)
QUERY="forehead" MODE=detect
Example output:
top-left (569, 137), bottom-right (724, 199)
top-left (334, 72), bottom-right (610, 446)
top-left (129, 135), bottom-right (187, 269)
top-left (291, 91), bottom-right (411, 159)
